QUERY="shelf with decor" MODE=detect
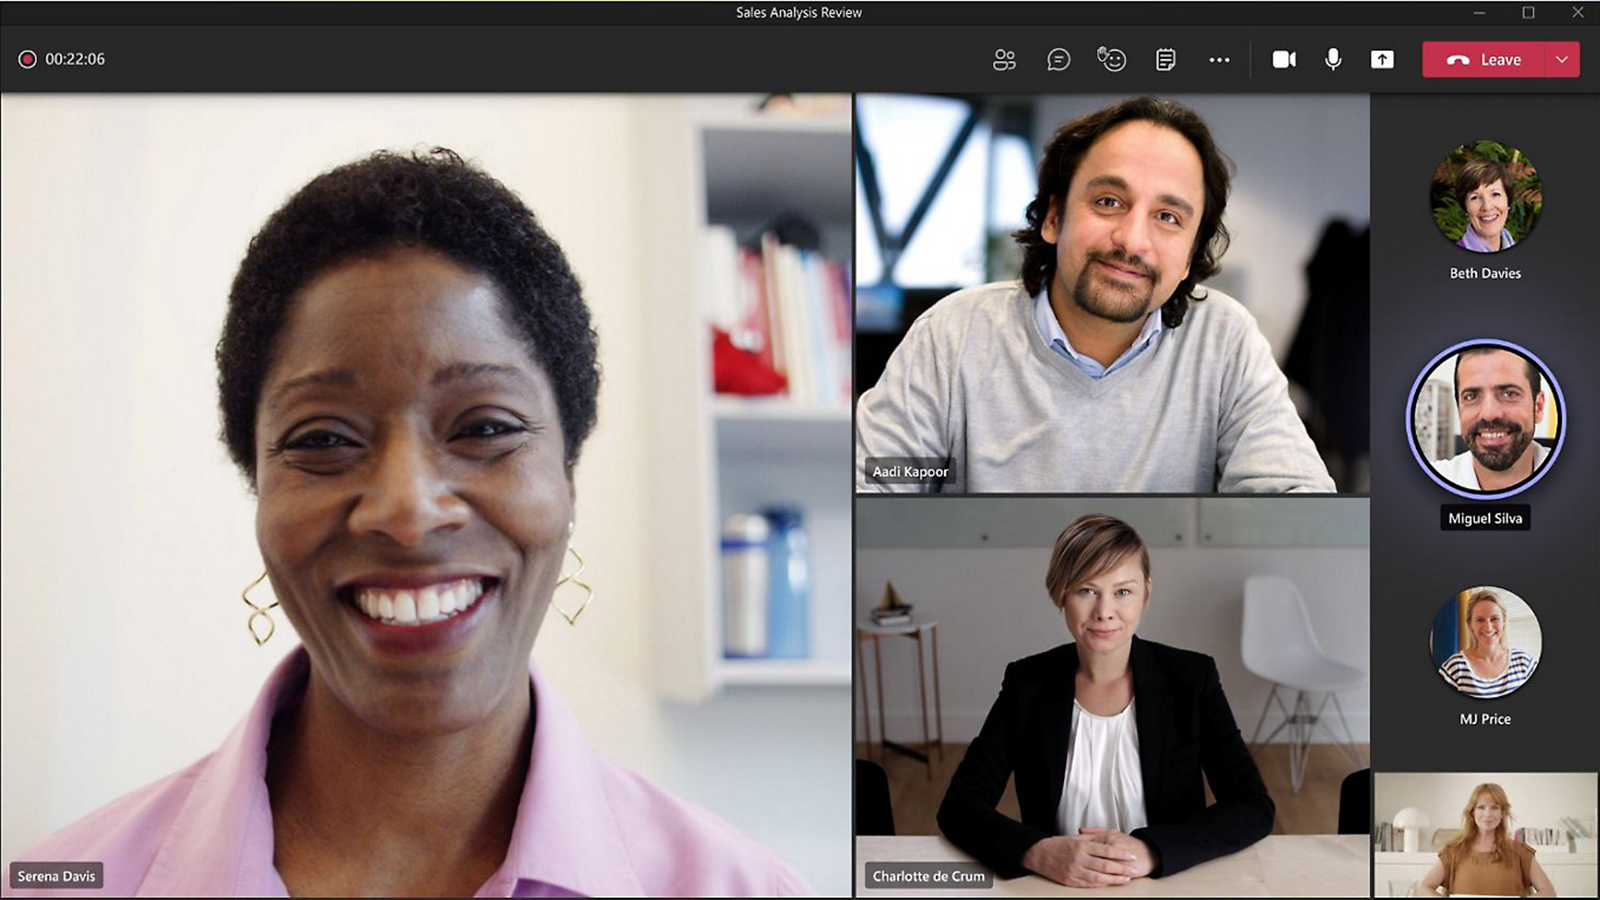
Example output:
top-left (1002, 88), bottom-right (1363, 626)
top-left (641, 96), bottom-right (853, 701)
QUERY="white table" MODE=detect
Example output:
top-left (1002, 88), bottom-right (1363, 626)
top-left (857, 834), bottom-right (1370, 897)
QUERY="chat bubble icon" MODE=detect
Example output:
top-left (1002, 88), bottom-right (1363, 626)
top-left (1047, 47), bottom-right (1071, 71)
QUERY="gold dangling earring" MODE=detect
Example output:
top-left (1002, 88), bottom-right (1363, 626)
top-left (242, 570), bottom-right (280, 646)
top-left (551, 540), bottom-right (594, 626)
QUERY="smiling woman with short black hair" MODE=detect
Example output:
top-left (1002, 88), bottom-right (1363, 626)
top-left (11, 149), bottom-right (806, 898)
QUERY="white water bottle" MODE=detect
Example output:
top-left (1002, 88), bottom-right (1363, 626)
top-left (721, 514), bottom-right (770, 658)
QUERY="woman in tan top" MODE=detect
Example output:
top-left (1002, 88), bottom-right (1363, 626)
top-left (1417, 783), bottom-right (1557, 896)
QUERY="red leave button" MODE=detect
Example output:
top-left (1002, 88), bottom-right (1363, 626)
top-left (1423, 41), bottom-right (1580, 78)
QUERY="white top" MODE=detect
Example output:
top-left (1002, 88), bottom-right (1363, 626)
top-left (1432, 441), bottom-right (1548, 490)
top-left (1056, 699), bottom-right (1149, 837)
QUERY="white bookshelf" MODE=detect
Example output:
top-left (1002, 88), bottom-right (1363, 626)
top-left (1374, 851), bottom-right (1598, 897)
top-left (718, 657), bottom-right (854, 687)
top-left (642, 97), bottom-right (853, 702)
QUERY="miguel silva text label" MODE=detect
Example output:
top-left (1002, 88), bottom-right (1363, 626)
top-left (1441, 504), bottom-right (1531, 531)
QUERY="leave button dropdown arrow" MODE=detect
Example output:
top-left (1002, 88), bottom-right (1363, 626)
top-left (1547, 42), bottom-right (1580, 76)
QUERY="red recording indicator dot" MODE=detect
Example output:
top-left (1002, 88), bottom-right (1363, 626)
top-left (18, 50), bottom-right (38, 69)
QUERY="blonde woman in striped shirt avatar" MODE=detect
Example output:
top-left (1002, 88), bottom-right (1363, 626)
top-left (1438, 592), bottom-right (1537, 699)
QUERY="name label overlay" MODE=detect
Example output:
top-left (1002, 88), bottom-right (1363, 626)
top-left (1449, 267), bottom-right (1521, 280)
top-left (1440, 504), bottom-right (1530, 531)
top-left (865, 863), bottom-right (993, 889)
top-left (865, 457), bottom-right (959, 490)
top-left (9, 863), bottom-right (104, 890)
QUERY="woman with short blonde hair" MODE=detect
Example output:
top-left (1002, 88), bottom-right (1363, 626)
top-left (939, 514), bottom-right (1273, 888)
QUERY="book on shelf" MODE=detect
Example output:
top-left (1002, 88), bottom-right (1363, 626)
top-left (704, 225), bottom-right (850, 407)
top-left (871, 582), bottom-right (913, 625)
top-left (1515, 826), bottom-right (1570, 850)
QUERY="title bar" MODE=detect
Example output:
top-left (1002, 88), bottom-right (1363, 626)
top-left (3, 24), bottom-right (1595, 93)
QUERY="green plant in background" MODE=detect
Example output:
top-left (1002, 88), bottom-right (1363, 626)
top-left (1431, 141), bottom-right (1542, 244)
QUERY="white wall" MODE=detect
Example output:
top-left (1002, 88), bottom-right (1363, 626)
top-left (1034, 94), bottom-right (1372, 359)
top-left (0, 95), bottom-right (847, 893)
top-left (854, 500), bottom-right (1370, 744)
top-left (1375, 772), bottom-right (1599, 849)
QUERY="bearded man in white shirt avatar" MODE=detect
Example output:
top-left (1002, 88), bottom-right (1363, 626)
top-left (1434, 347), bottom-right (1548, 492)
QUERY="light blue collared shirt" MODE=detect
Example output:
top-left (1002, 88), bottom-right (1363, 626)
top-left (1033, 291), bottom-right (1164, 380)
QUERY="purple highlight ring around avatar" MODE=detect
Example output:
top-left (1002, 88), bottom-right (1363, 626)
top-left (1406, 338), bottom-right (1566, 501)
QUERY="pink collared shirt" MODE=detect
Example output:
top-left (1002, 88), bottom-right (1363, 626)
top-left (8, 649), bottom-right (809, 897)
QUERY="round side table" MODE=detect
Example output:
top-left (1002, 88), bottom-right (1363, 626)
top-left (855, 618), bottom-right (944, 777)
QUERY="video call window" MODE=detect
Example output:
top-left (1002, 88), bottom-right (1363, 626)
top-left (1, 93), bottom-right (847, 897)
top-left (3, 4), bottom-right (1598, 899)
top-left (854, 94), bottom-right (1370, 495)
top-left (854, 497), bottom-right (1371, 897)
top-left (1374, 773), bottom-right (1595, 898)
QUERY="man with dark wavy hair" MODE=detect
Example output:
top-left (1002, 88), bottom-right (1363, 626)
top-left (856, 96), bottom-right (1333, 493)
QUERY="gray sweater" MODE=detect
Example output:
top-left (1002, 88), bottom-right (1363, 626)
top-left (855, 283), bottom-right (1334, 493)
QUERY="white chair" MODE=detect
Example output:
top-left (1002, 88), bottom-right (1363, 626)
top-left (1241, 576), bottom-right (1366, 794)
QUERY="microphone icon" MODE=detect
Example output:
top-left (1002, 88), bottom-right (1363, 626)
top-left (1324, 47), bottom-right (1342, 70)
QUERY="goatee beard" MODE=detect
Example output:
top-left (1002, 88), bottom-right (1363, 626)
top-left (1072, 251), bottom-right (1157, 324)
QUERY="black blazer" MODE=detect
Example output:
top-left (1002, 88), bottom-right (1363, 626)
top-left (937, 637), bottom-right (1274, 880)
